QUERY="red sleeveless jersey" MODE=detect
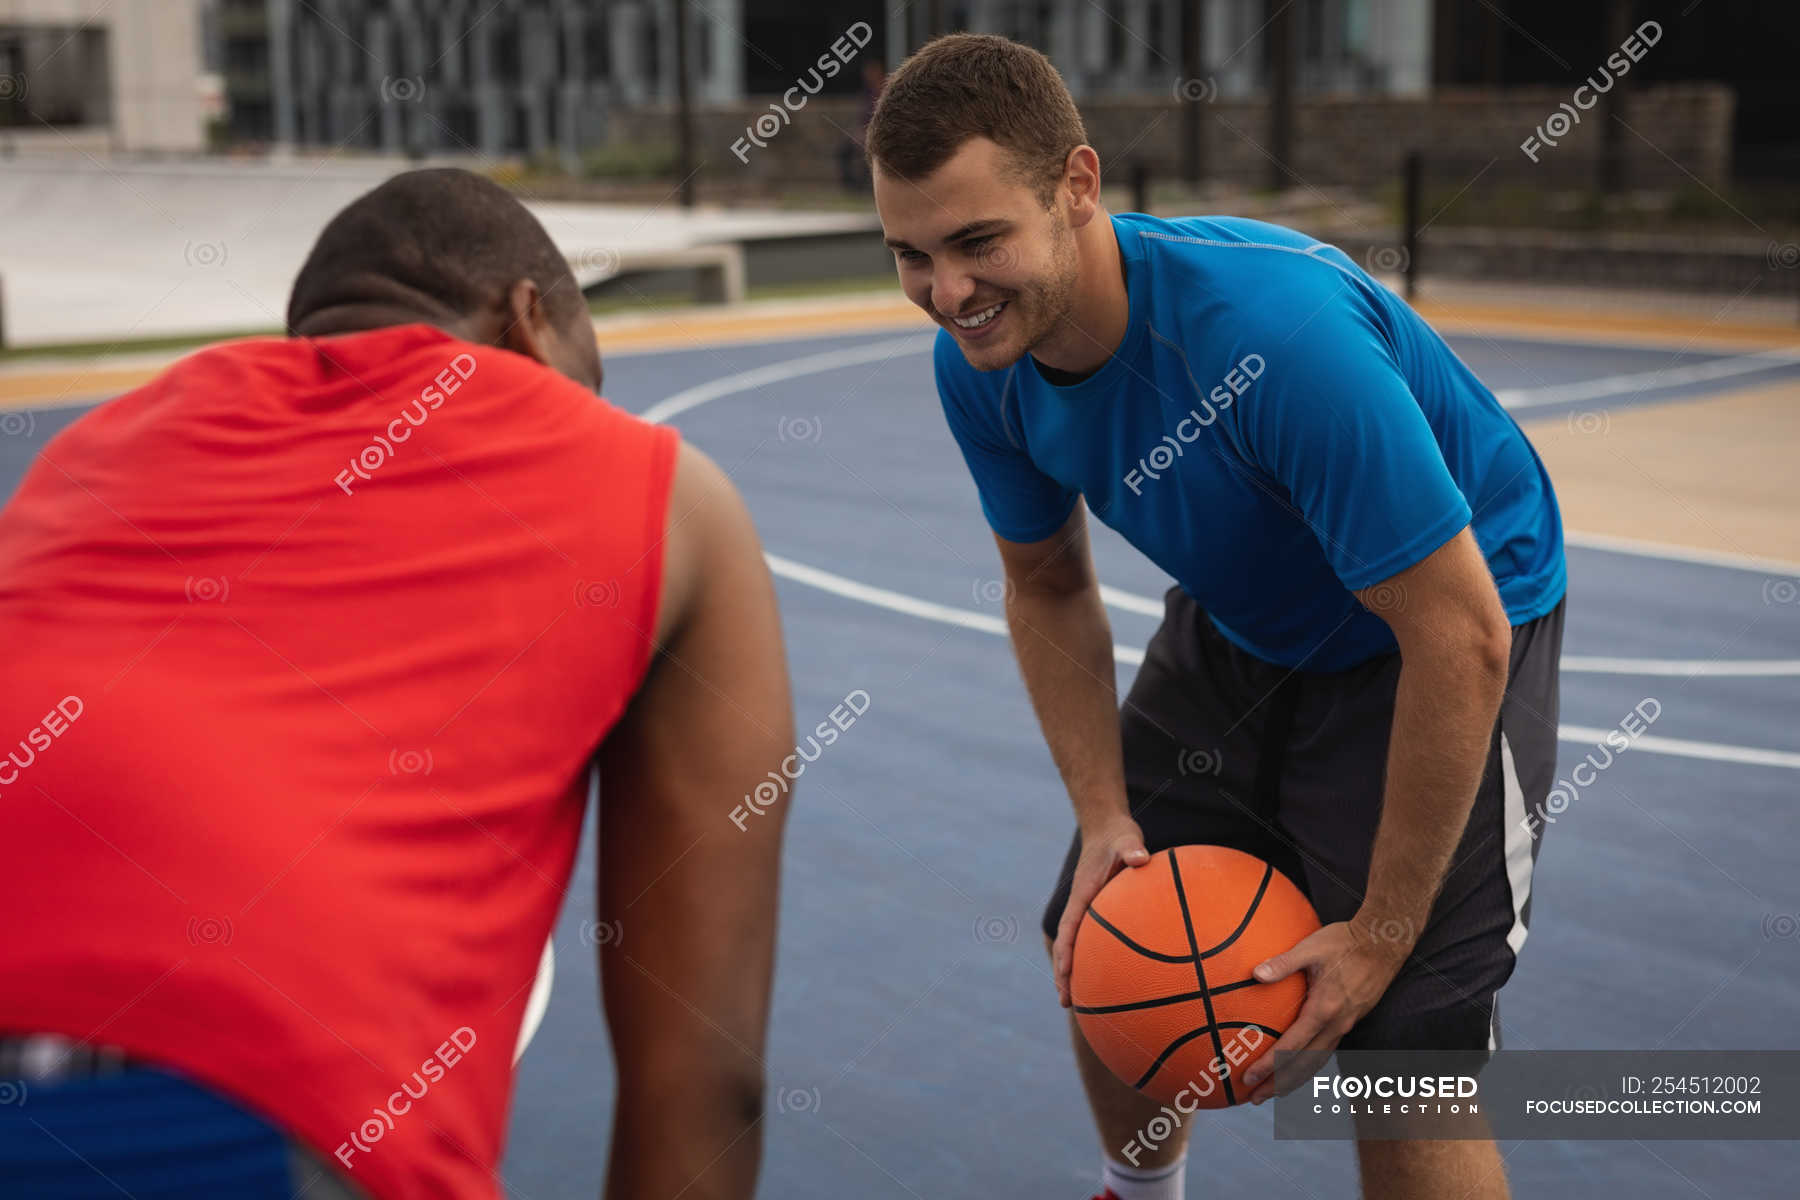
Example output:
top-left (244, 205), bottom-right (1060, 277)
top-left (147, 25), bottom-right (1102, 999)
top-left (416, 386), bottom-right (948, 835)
top-left (0, 325), bottom-right (679, 1198)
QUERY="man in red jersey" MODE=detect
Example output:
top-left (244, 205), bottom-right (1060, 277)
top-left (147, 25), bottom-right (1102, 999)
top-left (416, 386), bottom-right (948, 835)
top-left (0, 169), bottom-right (792, 1200)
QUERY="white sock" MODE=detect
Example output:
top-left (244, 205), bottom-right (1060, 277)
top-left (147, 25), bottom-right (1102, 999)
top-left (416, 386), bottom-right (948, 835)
top-left (1101, 1154), bottom-right (1185, 1200)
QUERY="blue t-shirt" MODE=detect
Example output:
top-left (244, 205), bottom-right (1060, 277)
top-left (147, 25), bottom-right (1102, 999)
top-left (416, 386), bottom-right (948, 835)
top-left (937, 213), bottom-right (1566, 672)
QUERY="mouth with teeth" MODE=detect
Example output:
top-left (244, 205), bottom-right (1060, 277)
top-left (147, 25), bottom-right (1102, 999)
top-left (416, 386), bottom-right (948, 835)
top-left (949, 300), bottom-right (1008, 337)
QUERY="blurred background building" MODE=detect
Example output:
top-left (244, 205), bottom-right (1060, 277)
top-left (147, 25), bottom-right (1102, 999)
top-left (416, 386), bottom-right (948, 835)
top-left (200, 0), bottom-right (1432, 156)
top-left (0, 0), bottom-right (207, 151)
top-left (4, 1), bottom-right (1794, 182)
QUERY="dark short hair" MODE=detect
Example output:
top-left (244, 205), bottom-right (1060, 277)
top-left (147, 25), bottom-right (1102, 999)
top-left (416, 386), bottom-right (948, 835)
top-left (287, 167), bottom-right (584, 332)
top-left (866, 33), bottom-right (1089, 205)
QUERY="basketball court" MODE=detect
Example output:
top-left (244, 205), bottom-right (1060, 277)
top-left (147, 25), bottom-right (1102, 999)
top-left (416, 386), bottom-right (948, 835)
top-left (4, 292), bottom-right (1796, 1197)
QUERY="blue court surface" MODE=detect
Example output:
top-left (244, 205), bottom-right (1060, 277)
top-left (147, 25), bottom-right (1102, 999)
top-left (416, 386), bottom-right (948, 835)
top-left (5, 323), bottom-right (1798, 1198)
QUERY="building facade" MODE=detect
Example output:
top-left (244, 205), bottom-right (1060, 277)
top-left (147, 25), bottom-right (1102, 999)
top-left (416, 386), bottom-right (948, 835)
top-left (237, 0), bottom-right (1433, 157)
top-left (913, 0), bottom-right (1430, 99)
top-left (251, 0), bottom-right (755, 159)
top-left (0, 0), bottom-right (207, 151)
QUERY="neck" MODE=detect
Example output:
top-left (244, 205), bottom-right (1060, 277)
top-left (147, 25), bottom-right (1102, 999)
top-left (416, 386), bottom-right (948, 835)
top-left (289, 301), bottom-right (471, 342)
top-left (1029, 208), bottom-right (1127, 377)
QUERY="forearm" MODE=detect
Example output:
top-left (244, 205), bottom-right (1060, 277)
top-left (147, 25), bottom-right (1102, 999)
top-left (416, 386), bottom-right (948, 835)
top-left (1357, 640), bottom-right (1508, 940)
top-left (1006, 582), bottom-right (1129, 830)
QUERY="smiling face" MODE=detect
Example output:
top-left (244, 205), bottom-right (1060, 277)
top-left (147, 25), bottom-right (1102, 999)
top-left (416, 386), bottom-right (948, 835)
top-left (875, 137), bottom-right (1081, 372)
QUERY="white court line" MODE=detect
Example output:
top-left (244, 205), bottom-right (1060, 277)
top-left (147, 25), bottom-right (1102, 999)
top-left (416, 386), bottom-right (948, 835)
top-left (766, 554), bottom-right (1008, 639)
top-left (656, 339), bottom-right (1800, 681)
top-left (639, 334), bottom-right (932, 424)
top-left (1096, 584), bottom-right (1800, 677)
top-left (1557, 655), bottom-right (1800, 678)
top-left (764, 553), bottom-right (1800, 771)
top-left (639, 334), bottom-right (1800, 427)
top-left (1493, 347), bottom-right (1800, 410)
top-left (1558, 724), bottom-right (1800, 771)
top-left (1098, 585), bottom-right (1165, 617)
top-left (633, 328), bottom-right (1800, 424)
top-left (644, 336), bottom-right (1800, 576)
top-left (1563, 530), bottom-right (1800, 579)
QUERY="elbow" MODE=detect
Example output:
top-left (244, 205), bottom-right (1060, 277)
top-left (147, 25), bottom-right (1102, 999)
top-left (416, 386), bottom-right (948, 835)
top-left (1406, 613), bottom-right (1510, 696)
top-left (729, 1071), bottom-right (767, 1129)
top-left (1473, 616), bottom-right (1512, 695)
top-left (701, 1062), bottom-right (766, 1127)
top-left (618, 1060), bottom-right (765, 1130)
top-left (1007, 564), bottom-right (1094, 602)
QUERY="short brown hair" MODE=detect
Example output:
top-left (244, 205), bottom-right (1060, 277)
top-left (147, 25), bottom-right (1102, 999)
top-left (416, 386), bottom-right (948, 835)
top-left (867, 33), bottom-right (1088, 205)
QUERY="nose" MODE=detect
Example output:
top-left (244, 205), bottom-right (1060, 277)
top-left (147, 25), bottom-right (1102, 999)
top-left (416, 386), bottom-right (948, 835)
top-left (931, 265), bottom-right (976, 318)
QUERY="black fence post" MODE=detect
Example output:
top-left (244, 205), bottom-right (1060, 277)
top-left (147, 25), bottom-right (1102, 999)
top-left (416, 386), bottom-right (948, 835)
top-left (1131, 162), bottom-right (1151, 215)
top-left (673, 0), bottom-right (696, 209)
top-left (1403, 150), bottom-right (1423, 302)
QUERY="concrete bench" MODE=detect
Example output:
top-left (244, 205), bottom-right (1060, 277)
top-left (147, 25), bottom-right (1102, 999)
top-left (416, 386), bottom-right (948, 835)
top-left (570, 242), bottom-right (746, 306)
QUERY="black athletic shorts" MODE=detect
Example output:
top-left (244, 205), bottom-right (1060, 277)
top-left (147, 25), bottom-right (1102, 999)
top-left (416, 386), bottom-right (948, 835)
top-left (1043, 586), bottom-right (1565, 1056)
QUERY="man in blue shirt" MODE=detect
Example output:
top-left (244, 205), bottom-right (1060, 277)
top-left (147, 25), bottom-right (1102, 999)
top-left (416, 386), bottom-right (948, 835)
top-left (870, 34), bottom-right (1564, 1200)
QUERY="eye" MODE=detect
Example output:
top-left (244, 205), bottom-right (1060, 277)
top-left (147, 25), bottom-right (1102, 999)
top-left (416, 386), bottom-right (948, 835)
top-left (896, 249), bottom-right (927, 264)
top-left (963, 236), bottom-right (994, 253)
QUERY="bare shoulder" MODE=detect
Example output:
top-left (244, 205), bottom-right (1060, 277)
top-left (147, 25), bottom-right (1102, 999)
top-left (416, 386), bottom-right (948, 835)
top-left (653, 440), bottom-right (760, 650)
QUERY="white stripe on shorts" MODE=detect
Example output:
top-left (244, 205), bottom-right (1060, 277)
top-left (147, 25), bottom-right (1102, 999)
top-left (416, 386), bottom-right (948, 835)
top-left (1500, 733), bottom-right (1534, 959)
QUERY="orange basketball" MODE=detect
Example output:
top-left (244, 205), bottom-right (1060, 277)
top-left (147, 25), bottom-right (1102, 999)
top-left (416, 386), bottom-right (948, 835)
top-left (1070, 844), bottom-right (1320, 1108)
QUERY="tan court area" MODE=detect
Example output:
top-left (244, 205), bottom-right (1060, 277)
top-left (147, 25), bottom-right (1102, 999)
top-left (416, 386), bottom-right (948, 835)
top-left (1520, 378), bottom-right (1800, 563)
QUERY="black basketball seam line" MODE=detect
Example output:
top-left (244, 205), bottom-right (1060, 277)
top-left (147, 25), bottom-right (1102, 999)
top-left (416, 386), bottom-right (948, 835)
top-left (1198, 862), bottom-right (1274, 960)
top-left (1073, 976), bottom-right (1259, 1016)
top-left (1165, 851), bottom-right (1237, 1105)
top-left (1127, 1021), bottom-right (1286, 1092)
top-left (1086, 908), bottom-right (1196, 964)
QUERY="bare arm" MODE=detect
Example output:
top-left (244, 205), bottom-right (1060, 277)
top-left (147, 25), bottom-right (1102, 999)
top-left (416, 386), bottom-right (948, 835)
top-left (1351, 525), bottom-right (1512, 946)
top-left (992, 502), bottom-right (1150, 1005)
top-left (1244, 525), bottom-right (1512, 1101)
top-left (997, 503), bottom-right (1127, 829)
top-left (596, 442), bottom-right (794, 1200)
